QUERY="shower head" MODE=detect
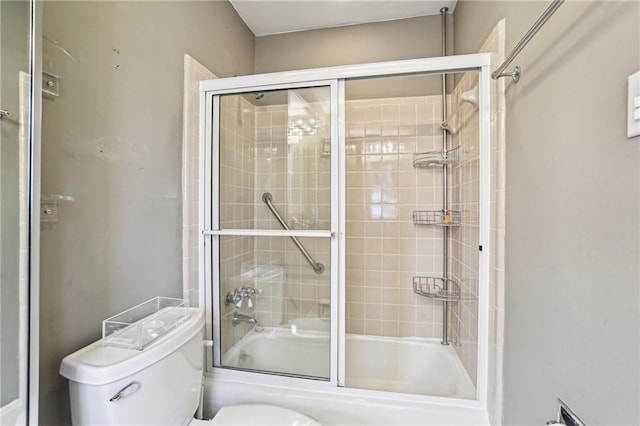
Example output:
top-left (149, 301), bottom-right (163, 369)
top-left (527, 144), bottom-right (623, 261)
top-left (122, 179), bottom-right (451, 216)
top-left (255, 93), bottom-right (265, 100)
top-left (460, 86), bottom-right (478, 106)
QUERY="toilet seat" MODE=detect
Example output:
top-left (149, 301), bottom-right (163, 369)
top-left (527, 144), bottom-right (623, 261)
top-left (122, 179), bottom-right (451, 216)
top-left (191, 404), bottom-right (320, 426)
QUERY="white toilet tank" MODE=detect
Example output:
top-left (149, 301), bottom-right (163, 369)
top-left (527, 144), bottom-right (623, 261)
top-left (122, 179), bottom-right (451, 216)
top-left (60, 307), bottom-right (204, 425)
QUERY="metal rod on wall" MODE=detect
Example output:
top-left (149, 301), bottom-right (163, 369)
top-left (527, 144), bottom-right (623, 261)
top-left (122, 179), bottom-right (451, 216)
top-left (440, 6), bottom-right (450, 346)
top-left (492, 0), bottom-right (565, 83)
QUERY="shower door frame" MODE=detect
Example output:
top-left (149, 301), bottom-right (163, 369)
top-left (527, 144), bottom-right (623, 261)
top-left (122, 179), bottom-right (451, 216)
top-left (200, 52), bottom-right (493, 409)
top-left (204, 80), bottom-right (340, 382)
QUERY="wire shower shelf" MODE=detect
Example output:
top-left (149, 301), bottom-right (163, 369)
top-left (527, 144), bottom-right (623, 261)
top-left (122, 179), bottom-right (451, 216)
top-left (412, 146), bottom-right (460, 168)
top-left (412, 210), bottom-right (461, 226)
top-left (413, 276), bottom-right (460, 302)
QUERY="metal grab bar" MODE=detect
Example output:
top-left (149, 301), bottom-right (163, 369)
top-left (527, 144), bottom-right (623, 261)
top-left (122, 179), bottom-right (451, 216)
top-left (261, 192), bottom-right (325, 274)
top-left (491, 0), bottom-right (565, 83)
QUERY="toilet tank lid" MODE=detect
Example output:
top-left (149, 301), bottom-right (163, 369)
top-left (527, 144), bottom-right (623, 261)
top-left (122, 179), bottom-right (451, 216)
top-left (59, 307), bottom-right (204, 385)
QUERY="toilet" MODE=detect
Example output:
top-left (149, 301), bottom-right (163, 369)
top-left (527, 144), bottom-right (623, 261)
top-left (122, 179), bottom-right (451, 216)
top-left (59, 307), bottom-right (319, 425)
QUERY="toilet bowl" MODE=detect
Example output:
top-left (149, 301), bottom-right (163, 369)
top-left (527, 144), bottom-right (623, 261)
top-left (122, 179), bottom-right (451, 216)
top-left (59, 307), bottom-right (319, 425)
top-left (192, 404), bottom-right (319, 425)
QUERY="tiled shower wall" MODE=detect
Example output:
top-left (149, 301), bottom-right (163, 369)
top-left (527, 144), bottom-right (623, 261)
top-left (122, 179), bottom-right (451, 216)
top-left (215, 94), bottom-right (333, 351)
top-left (181, 54), bottom-right (215, 306)
top-left (449, 74), bottom-right (481, 386)
top-left (208, 90), bottom-right (487, 370)
top-left (482, 20), bottom-right (506, 424)
top-left (218, 95), bottom-right (256, 353)
top-left (442, 19), bottom-right (506, 405)
top-left (345, 96), bottom-right (448, 339)
top-left (252, 102), bottom-right (331, 327)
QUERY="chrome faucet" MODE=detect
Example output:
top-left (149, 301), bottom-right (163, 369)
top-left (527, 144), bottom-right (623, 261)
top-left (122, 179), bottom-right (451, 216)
top-left (231, 312), bottom-right (257, 327)
top-left (225, 287), bottom-right (261, 307)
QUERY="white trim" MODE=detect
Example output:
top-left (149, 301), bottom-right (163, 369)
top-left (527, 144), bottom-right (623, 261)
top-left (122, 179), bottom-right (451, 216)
top-left (198, 79), bottom-right (210, 308)
top-left (203, 229), bottom-right (332, 238)
top-left (328, 80), bottom-right (339, 386)
top-left (201, 93), bottom-right (215, 370)
top-left (336, 79), bottom-right (346, 387)
top-left (200, 54), bottom-right (491, 93)
top-left (197, 77), bottom-right (208, 312)
top-left (204, 79), bottom-right (338, 96)
top-left (28, 1), bottom-right (42, 423)
top-left (210, 95), bottom-right (220, 368)
top-left (475, 63), bottom-right (492, 409)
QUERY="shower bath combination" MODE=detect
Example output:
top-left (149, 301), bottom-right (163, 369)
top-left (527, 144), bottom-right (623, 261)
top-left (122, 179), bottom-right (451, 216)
top-left (199, 22), bottom-right (492, 423)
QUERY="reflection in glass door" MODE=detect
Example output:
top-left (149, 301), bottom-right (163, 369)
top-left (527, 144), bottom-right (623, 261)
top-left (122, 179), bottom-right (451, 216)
top-left (1, 0), bottom-right (32, 424)
top-left (212, 85), bottom-right (335, 380)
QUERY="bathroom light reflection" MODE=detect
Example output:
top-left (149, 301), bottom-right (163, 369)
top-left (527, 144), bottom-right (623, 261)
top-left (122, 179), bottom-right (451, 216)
top-left (370, 189), bottom-right (381, 203)
top-left (369, 205), bottom-right (382, 219)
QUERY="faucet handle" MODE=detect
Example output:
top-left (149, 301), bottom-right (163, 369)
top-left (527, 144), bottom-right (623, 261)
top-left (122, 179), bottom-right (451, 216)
top-left (242, 286), bottom-right (262, 296)
top-left (226, 287), bottom-right (261, 307)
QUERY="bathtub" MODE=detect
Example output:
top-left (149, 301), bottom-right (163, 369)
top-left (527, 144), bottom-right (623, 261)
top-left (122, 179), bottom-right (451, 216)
top-left (221, 326), bottom-right (475, 399)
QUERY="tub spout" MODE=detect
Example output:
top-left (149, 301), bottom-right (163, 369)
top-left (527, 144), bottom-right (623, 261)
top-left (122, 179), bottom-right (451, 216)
top-left (231, 312), bottom-right (257, 327)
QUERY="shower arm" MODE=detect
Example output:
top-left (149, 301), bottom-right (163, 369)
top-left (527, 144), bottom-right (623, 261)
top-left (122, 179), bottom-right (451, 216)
top-left (261, 192), bottom-right (325, 274)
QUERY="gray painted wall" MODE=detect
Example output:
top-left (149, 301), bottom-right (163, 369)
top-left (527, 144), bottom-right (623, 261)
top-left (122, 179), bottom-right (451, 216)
top-left (40, 2), bottom-right (254, 423)
top-left (255, 15), bottom-right (453, 72)
top-left (255, 15), bottom-right (453, 99)
top-left (38, 2), bottom-right (640, 424)
top-left (454, 2), bottom-right (639, 425)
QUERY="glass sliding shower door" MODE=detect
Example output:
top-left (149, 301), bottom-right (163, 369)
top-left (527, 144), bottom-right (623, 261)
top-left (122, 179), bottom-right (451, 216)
top-left (202, 55), bottom-right (492, 404)
top-left (211, 84), bottom-right (336, 380)
top-left (1, 0), bottom-right (33, 423)
top-left (343, 72), bottom-right (480, 399)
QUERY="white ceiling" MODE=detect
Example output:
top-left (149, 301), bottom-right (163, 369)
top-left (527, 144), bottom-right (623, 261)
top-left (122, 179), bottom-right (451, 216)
top-left (229, 0), bottom-right (457, 37)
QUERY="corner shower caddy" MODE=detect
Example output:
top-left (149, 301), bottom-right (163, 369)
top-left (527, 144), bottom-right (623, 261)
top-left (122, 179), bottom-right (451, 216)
top-left (411, 147), bottom-right (462, 227)
top-left (411, 151), bottom-right (462, 304)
